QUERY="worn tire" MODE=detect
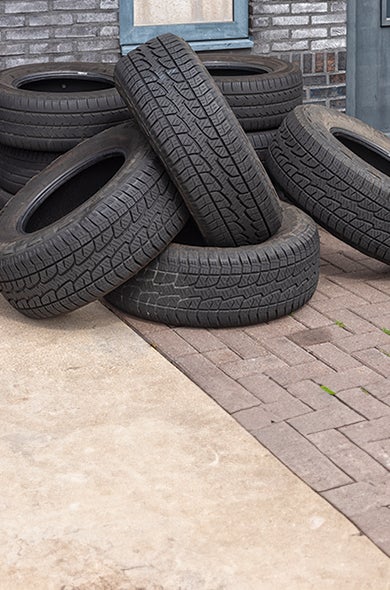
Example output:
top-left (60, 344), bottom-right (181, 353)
top-left (0, 144), bottom-right (61, 194)
top-left (105, 203), bottom-right (320, 328)
top-left (0, 63), bottom-right (129, 151)
top-left (0, 122), bottom-right (188, 318)
top-left (0, 187), bottom-right (12, 210)
top-left (200, 53), bottom-right (303, 131)
top-left (267, 105), bottom-right (390, 263)
top-left (247, 129), bottom-right (277, 162)
top-left (115, 34), bottom-right (282, 248)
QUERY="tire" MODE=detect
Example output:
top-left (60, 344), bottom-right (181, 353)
top-left (267, 105), bottom-right (390, 263)
top-left (0, 62), bottom-right (130, 151)
top-left (0, 187), bottom-right (12, 210)
top-left (200, 53), bottom-right (303, 132)
top-left (0, 144), bottom-right (61, 194)
top-left (115, 33), bottom-right (282, 248)
top-left (247, 129), bottom-right (277, 162)
top-left (0, 122), bottom-right (188, 319)
top-left (105, 203), bottom-right (320, 328)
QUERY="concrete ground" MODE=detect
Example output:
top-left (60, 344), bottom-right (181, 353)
top-left (1, 295), bottom-right (390, 589)
top-left (109, 227), bottom-right (390, 559)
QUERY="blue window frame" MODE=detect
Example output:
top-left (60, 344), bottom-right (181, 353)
top-left (120, 0), bottom-right (252, 54)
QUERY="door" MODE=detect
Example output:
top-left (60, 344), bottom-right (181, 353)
top-left (347, 0), bottom-right (390, 134)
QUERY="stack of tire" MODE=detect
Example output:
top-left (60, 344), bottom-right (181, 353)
top-left (2, 35), bottom-right (388, 329)
top-left (0, 34), bottom-right (321, 327)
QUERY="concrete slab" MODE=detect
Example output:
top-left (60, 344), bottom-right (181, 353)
top-left (0, 298), bottom-right (389, 590)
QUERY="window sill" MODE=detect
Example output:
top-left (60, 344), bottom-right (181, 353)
top-left (121, 37), bottom-right (253, 54)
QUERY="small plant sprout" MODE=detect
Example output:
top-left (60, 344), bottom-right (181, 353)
top-left (320, 385), bottom-right (337, 396)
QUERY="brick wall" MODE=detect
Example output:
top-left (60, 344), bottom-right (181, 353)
top-left (250, 0), bottom-right (347, 110)
top-left (0, 0), bottom-right (347, 109)
top-left (0, 0), bottom-right (121, 68)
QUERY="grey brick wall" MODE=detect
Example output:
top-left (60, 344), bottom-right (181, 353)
top-left (0, 0), bottom-right (121, 68)
top-left (250, 0), bottom-right (347, 109)
top-left (0, 0), bottom-right (347, 108)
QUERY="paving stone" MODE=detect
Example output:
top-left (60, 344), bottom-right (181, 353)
top-left (149, 330), bottom-right (197, 358)
top-left (263, 394), bottom-right (312, 421)
top-left (359, 259), bottom-right (390, 275)
top-left (316, 275), bottom-right (352, 298)
top-left (307, 342), bottom-right (362, 371)
top-left (362, 440), bottom-right (390, 470)
top-left (288, 403), bottom-right (363, 435)
top-left (262, 336), bottom-right (315, 365)
top-left (337, 388), bottom-right (390, 420)
top-left (320, 250), bottom-right (368, 273)
top-left (243, 315), bottom-right (305, 340)
top-left (353, 348), bottom-right (390, 378)
top-left (204, 347), bottom-right (241, 366)
top-left (232, 405), bottom-right (278, 431)
top-left (322, 481), bottom-right (389, 516)
top-left (340, 416), bottom-right (390, 445)
top-left (306, 288), bottom-right (327, 303)
top-left (352, 508), bottom-right (390, 556)
top-left (312, 366), bottom-right (378, 392)
top-left (361, 379), bottom-right (390, 400)
top-left (291, 305), bottom-right (335, 329)
top-left (310, 293), bottom-right (369, 314)
top-left (221, 355), bottom-right (287, 380)
top-left (367, 278), bottom-right (390, 296)
top-left (237, 375), bottom-right (286, 403)
top-left (319, 263), bottom-right (344, 276)
top-left (329, 274), bottom-right (389, 303)
top-left (254, 422), bottom-right (353, 491)
top-left (289, 325), bottom-right (348, 348)
top-left (287, 380), bottom-right (337, 409)
top-left (265, 360), bottom-right (335, 387)
top-left (336, 331), bottom-right (390, 354)
top-left (208, 329), bottom-right (269, 359)
top-left (175, 354), bottom-right (260, 414)
top-left (173, 328), bottom-right (225, 353)
top-left (308, 430), bottom-right (388, 482)
top-left (365, 312), bottom-right (390, 331)
top-left (356, 302), bottom-right (390, 322)
top-left (316, 309), bottom-right (379, 334)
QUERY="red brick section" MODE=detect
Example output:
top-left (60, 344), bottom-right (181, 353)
top-left (107, 228), bottom-right (390, 557)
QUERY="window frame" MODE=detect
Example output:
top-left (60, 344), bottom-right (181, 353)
top-left (382, 0), bottom-right (390, 26)
top-left (119, 0), bottom-right (252, 53)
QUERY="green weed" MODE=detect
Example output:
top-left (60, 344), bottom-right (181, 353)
top-left (320, 385), bottom-right (337, 396)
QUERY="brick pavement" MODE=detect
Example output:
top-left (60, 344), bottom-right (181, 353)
top-left (107, 227), bottom-right (390, 557)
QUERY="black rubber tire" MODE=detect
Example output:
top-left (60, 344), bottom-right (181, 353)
top-left (266, 105), bottom-right (390, 263)
top-left (200, 53), bottom-right (303, 132)
top-left (0, 187), bottom-right (12, 210)
top-left (115, 33), bottom-right (282, 248)
top-left (0, 63), bottom-right (130, 152)
top-left (0, 144), bottom-right (61, 194)
top-left (247, 129), bottom-right (277, 162)
top-left (105, 203), bottom-right (320, 328)
top-left (0, 122), bottom-right (188, 319)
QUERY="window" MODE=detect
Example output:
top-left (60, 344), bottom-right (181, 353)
top-left (119, 0), bottom-right (252, 53)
